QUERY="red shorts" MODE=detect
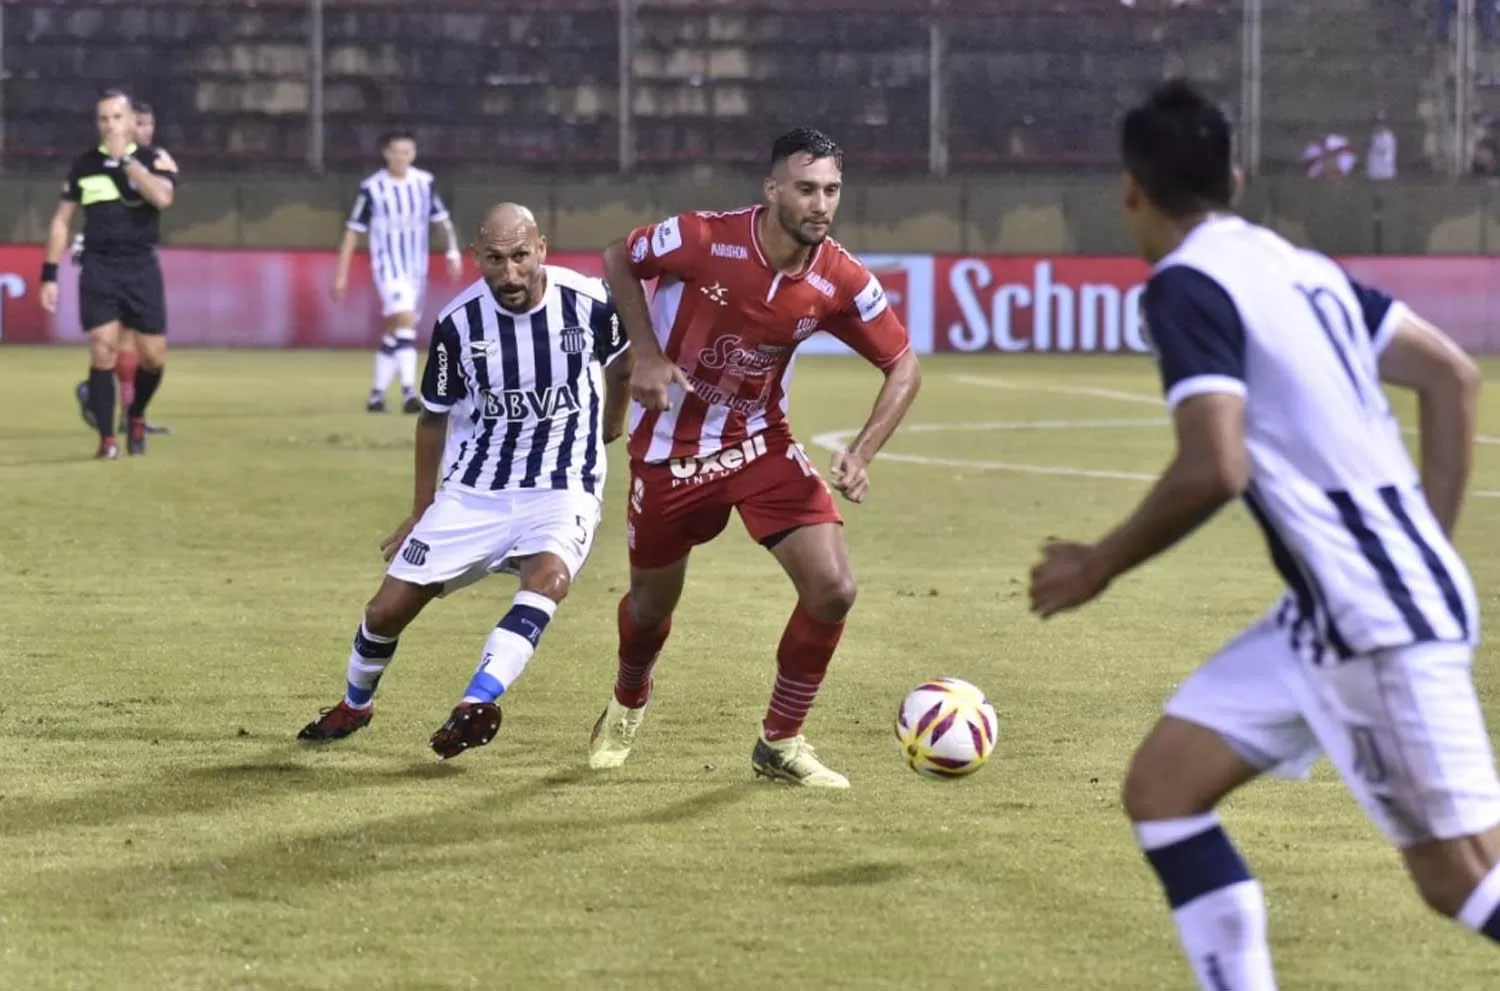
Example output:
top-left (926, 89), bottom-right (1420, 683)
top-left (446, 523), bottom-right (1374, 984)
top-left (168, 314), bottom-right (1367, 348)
top-left (626, 433), bottom-right (843, 569)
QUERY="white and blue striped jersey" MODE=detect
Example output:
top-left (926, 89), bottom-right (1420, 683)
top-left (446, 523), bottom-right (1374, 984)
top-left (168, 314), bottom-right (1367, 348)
top-left (346, 168), bottom-right (450, 288)
top-left (1143, 215), bottom-right (1477, 661)
top-left (420, 265), bottom-right (629, 498)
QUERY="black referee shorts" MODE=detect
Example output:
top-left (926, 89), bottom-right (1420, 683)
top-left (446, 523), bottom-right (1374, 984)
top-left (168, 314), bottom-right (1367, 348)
top-left (79, 254), bottom-right (166, 335)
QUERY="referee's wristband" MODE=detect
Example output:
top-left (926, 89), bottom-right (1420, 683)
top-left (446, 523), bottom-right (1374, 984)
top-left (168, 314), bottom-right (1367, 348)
top-left (40, 262), bottom-right (58, 283)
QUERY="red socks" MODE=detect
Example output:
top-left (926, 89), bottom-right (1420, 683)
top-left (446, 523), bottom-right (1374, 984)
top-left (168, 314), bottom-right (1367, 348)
top-left (115, 347), bottom-right (139, 410)
top-left (762, 602), bottom-right (844, 741)
top-left (613, 595), bottom-right (670, 708)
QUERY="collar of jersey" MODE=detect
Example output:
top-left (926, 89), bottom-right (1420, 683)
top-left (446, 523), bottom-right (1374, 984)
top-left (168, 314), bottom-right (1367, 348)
top-left (98, 142), bottom-right (140, 157)
top-left (748, 205), bottom-right (823, 279)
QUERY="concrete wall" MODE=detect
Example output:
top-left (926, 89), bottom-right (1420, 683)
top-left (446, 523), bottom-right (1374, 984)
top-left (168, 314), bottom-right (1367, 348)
top-left (8, 175), bottom-right (1500, 255)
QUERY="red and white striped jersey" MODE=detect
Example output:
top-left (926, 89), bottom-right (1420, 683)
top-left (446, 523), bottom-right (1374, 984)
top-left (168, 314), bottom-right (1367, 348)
top-left (623, 206), bottom-right (911, 463)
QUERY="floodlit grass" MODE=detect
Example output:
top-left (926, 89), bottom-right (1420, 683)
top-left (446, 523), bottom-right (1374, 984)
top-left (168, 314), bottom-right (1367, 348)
top-left (2, 350), bottom-right (1499, 989)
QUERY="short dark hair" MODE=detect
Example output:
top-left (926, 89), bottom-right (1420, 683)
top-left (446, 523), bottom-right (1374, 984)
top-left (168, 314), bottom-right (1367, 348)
top-left (380, 129), bottom-right (416, 149)
top-left (131, 99), bottom-right (153, 116)
top-left (770, 128), bottom-right (843, 170)
top-left (1120, 79), bottom-right (1233, 218)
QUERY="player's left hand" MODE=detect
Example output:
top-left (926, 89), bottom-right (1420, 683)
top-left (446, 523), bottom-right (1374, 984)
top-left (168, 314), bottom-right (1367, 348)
top-left (380, 514), bottom-right (421, 563)
top-left (829, 449), bottom-right (870, 503)
top-left (1029, 540), bottom-right (1111, 619)
top-left (446, 253), bottom-right (463, 280)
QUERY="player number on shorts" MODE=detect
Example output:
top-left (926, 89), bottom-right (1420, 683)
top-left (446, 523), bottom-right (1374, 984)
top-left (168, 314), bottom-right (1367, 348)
top-left (786, 444), bottom-right (815, 478)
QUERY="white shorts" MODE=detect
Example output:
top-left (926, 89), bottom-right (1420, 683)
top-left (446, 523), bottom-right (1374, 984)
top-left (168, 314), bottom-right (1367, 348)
top-left (377, 276), bottom-right (423, 320)
top-left (385, 487), bottom-right (601, 597)
top-left (1166, 605), bottom-right (1500, 848)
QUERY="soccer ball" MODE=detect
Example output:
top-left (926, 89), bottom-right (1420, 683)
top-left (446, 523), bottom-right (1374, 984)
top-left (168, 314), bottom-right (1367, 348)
top-left (894, 677), bottom-right (998, 779)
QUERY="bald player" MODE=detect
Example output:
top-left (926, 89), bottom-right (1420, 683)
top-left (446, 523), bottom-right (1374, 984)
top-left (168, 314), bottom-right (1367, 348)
top-left (298, 203), bottom-right (632, 760)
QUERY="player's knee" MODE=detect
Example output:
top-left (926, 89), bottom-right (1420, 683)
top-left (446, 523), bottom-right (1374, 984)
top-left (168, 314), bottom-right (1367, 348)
top-left (802, 573), bottom-right (857, 623)
top-left (363, 591), bottom-right (420, 637)
top-left (524, 567), bottom-right (571, 603)
top-left (626, 582), bottom-right (677, 628)
top-left (1121, 760), bottom-right (1188, 823)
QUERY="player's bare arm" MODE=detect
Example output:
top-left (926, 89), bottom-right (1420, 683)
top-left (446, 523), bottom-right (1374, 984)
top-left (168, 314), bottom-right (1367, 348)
top-left (1377, 311), bottom-right (1481, 535)
top-left (381, 408), bottom-right (447, 562)
top-left (118, 150), bottom-right (174, 211)
top-left (39, 199), bottom-right (77, 313)
top-left (1029, 392), bottom-right (1249, 618)
top-left (602, 346), bottom-right (634, 444)
top-left (333, 227), bottom-right (360, 300)
top-left (438, 216), bottom-right (463, 279)
top-left (602, 238), bottom-right (691, 411)
top-left (831, 350), bottom-right (922, 503)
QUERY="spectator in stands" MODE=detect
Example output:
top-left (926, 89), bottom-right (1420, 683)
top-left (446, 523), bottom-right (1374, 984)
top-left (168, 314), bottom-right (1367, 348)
top-left (1438, 0), bottom-right (1496, 44)
top-left (1302, 134), bottom-right (1358, 180)
top-left (1367, 112), bottom-right (1397, 180)
top-left (1474, 137), bottom-right (1500, 175)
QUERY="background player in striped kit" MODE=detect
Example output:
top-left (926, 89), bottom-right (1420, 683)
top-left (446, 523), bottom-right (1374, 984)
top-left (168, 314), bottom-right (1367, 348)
top-left (1030, 80), bottom-right (1500, 989)
top-left (73, 98), bottom-right (172, 439)
top-left (300, 202), bottom-right (633, 760)
top-left (332, 130), bottom-right (463, 413)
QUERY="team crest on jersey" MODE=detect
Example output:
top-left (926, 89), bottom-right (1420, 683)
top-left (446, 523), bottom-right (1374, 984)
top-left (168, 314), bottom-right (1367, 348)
top-left (559, 326), bottom-right (588, 354)
top-left (481, 385), bottom-right (581, 420)
top-left (793, 317), bottom-right (819, 342)
top-left (700, 282), bottom-right (729, 306)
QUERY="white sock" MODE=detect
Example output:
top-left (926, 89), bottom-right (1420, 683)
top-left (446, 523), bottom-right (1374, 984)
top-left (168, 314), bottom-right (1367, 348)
top-left (372, 335), bottom-right (399, 394)
top-left (461, 591), bottom-right (559, 703)
top-left (345, 623), bottom-right (398, 708)
top-left (1458, 860), bottom-right (1500, 940)
top-left (1137, 814), bottom-right (1278, 990)
top-left (1172, 880), bottom-right (1276, 990)
top-left (395, 327), bottom-right (418, 392)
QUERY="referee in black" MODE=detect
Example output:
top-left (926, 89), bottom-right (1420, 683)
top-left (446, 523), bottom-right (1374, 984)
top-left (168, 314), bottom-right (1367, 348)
top-left (40, 90), bottom-right (178, 460)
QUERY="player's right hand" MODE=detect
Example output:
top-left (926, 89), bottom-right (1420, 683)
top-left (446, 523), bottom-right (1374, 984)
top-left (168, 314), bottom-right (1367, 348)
top-left (631, 354), bottom-right (693, 411)
top-left (39, 282), bottom-right (59, 314)
top-left (331, 277), bottom-right (347, 302)
top-left (380, 514), bottom-right (420, 563)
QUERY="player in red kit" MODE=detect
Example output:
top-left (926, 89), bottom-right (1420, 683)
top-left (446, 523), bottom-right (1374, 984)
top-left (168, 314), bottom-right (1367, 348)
top-left (588, 128), bottom-right (922, 788)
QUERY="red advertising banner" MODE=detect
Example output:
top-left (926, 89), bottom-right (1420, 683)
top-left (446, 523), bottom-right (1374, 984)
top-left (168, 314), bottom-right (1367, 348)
top-left (3, 246), bottom-right (1500, 353)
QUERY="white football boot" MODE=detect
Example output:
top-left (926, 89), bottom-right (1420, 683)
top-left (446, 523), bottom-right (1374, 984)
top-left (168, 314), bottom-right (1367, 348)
top-left (751, 734), bottom-right (850, 789)
top-left (589, 695), bottom-right (648, 769)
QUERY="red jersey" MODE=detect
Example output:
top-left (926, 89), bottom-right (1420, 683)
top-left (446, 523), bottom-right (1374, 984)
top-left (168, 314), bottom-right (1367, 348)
top-left (623, 206), bottom-right (911, 463)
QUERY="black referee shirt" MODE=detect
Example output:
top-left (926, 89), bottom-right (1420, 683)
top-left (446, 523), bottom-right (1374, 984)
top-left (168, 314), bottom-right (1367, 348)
top-left (61, 143), bottom-right (179, 257)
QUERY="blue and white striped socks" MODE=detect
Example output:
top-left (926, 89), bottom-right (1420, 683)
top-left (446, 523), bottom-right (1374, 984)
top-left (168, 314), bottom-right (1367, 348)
top-left (1135, 812), bottom-right (1277, 990)
top-left (462, 591), bottom-right (558, 704)
top-left (345, 623), bottom-right (398, 709)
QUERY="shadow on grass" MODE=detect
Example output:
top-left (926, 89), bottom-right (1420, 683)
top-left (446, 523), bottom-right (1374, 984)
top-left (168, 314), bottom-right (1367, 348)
top-left (6, 759), bottom-right (757, 910)
top-left (788, 861), bottom-right (914, 888)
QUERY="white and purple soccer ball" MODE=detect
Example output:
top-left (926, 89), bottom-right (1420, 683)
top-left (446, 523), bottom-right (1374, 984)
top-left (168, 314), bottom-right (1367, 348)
top-left (894, 677), bottom-right (998, 779)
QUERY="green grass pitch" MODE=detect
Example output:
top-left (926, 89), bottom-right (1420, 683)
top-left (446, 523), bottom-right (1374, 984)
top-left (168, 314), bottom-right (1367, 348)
top-left (3, 350), bottom-right (1499, 989)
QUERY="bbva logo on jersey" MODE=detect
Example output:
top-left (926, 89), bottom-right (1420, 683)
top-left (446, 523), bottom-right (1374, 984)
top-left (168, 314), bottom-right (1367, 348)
top-left (481, 385), bottom-right (581, 420)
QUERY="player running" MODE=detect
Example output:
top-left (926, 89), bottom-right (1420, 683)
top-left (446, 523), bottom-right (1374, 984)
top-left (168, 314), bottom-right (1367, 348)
top-left (74, 97), bottom-right (172, 439)
top-left (42, 90), bottom-right (177, 459)
top-left (299, 203), bottom-right (632, 759)
top-left (1029, 80), bottom-right (1500, 988)
top-left (586, 128), bottom-right (922, 789)
top-left (333, 130), bottom-right (463, 414)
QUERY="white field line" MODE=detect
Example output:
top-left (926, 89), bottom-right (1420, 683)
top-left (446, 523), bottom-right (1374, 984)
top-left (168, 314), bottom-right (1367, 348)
top-left (805, 374), bottom-right (1500, 499)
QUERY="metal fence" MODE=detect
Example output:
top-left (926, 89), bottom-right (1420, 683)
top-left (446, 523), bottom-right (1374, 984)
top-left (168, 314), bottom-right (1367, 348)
top-left (0, 0), bottom-right (1479, 178)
